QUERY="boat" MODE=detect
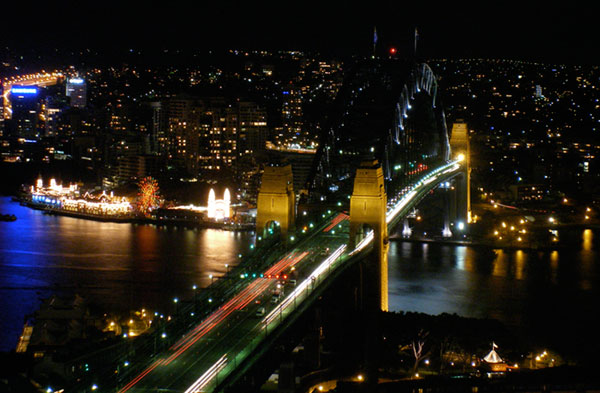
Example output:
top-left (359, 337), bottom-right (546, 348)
top-left (0, 213), bottom-right (17, 222)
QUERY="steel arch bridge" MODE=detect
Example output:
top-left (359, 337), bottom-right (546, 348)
top-left (101, 60), bottom-right (468, 393)
top-left (308, 59), bottom-right (453, 204)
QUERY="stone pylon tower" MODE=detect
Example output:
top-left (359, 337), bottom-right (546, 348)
top-left (349, 160), bottom-right (389, 311)
top-left (256, 164), bottom-right (295, 238)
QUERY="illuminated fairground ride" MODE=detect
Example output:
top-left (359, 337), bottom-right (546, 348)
top-left (136, 177), bottom-right (161, 217)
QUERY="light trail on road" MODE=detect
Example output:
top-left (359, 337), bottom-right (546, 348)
top-left (119, 249), bottom-right (311, 391)
top-left (323, 213), bottom-right (349, 232)
top-left (183, 355), bottom-right (227, 393)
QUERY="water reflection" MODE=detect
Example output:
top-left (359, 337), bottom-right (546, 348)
top-left (455, 246), bottom-right (466, 270)
top-left (0, 197), bottom-right (253, 351)
top-left (580, 229), bottom-right (594, 290)
top-left (550, 250), bottom-right (559, 284)
top-left (491, 250), bottom-right (503, 277)
top-left (388, 234), bottom-right (600, 360)
top-left (583, 229), bottom-right (593, 251)
top-left (515, 250), bottom-right (525, 280)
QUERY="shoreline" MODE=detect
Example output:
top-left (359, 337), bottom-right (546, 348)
top-left (19, 201), bottom-right (255, 231)
top-left (389, 235), bottom-right (588, 251)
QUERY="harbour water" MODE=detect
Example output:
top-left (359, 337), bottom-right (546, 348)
top-left (0, 197), bottom-right (253, 351)
top-left (1, 196), bottom-right (598, 360)
top-left (387, 234), bottom-right (600, 360)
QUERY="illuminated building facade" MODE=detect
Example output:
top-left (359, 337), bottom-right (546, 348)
top-left (207, 188), bottom-right (231, 219)
top-left (150, 101), bottom-right (167, 155)
top-left (238, 101), bottom-right (268, 156)
top-left (163, 97), bottom-right (268, 175)
top-left (9, 86), bottom-right (42, 139)
top-left (281, 85), bottom-right (303, 143)
top-left (30, 177), bottom-right (132, 216)
top-left (208, 105), bottom-right (238, 170)
top-left (168, 188), bottom-right (232, 221)
top-left (0, 84), bottom-right (4, 136)
top-left (66, 78), bottom-right (87, 108)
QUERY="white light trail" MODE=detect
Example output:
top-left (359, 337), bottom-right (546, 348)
top-left (183, 355), bottom-right (227, 393)
top-left (263, 245), bottom-right (346, 326)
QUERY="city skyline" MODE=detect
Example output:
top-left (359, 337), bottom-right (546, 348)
top-left (2, 5), bottom-right (600, 391)
top-left (3, 2), bottom-right (600, 64)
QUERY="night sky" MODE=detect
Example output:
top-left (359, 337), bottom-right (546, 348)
top-left (3, 1), bottom-right (600, 64)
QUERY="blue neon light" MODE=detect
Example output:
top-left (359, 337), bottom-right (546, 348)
top-left (69, 78), bottom-right (84, 84)
top-left (11, 87), bottom-right (38, 95)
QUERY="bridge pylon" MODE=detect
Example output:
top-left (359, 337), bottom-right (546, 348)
top-left (256, 164), bottom-right (295, 239)
top-left (349, 160), bottom-right (389, 312)
top-left (449, 121), bottom-right (471, 231)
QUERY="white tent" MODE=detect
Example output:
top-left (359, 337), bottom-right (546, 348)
top-left (483, 343), bottom-right (503, 364)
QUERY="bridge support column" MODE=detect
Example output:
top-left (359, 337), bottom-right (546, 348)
top-left (349, 160), bottom-right (389, 312)
top-left (402, 218), bottom-right (412, 238)
top-left (256, 165), bottom-right (295, 239)
top-left (443, 186), bottom-right (453, 238)
top-left (452, 172), bottom-right (469, 233)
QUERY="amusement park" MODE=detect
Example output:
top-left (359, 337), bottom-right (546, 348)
top-left (20, 175), bottom-right (254, 229)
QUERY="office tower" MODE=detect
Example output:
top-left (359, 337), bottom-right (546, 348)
top-left (66, 78), bottom-right (87, 108)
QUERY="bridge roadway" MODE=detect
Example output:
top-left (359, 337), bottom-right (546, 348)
top-left (116, 160), bottom-right (462, 393)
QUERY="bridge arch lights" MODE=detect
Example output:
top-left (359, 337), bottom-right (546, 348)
top-left (393, 63), bottom-right (449, 159)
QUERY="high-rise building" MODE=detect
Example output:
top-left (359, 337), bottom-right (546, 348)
top-left (0, 84), bottom-right (4, 137)
top-left (165, 97), bottom-right (201, 173)
top-left (281, 85), bottom-right (303, 144)
top-left (150, 102), bottom-right (167, 155)
top-left (238, 101), bottom-right (268, 155)
top-left (9, 86), bottom-right (42, 139)
top-left (44, 107), bottom-right (62, 137)
top-left (163, 97), bottom-right (268, 175)
top-left (208, 105), bottom-right (238, 170)
top-left (66, 78), bottom-right (87, 108)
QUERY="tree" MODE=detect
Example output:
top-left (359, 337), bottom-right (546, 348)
top-left (399, 329), bottom-right (431, 376)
